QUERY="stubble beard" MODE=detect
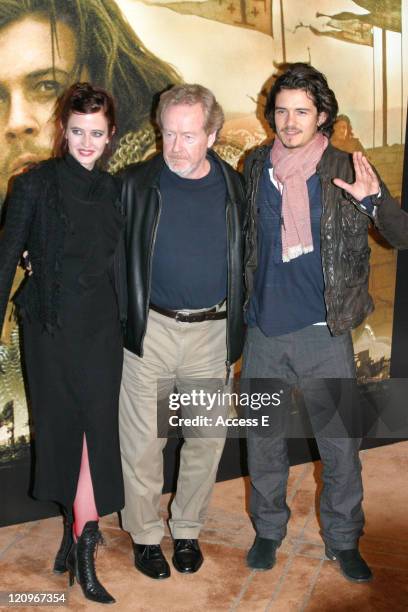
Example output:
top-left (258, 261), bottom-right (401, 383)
top-left (165, 157), bottom-right (194, 178)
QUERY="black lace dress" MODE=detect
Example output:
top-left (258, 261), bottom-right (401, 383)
top-left (22, 154), bottom-right (125, 518)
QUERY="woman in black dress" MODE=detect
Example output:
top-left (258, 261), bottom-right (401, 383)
top-left (0, 83), bottom-right (126, 604)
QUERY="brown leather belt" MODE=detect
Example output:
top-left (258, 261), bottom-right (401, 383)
top-left (150, 302), bottom-right (226, 323)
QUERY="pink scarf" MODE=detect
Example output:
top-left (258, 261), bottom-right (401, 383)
top-left (271, 132), bottom-right (328, 262)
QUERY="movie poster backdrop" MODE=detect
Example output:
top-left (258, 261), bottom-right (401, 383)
top-left (0, 0), bottom-right (406, 524)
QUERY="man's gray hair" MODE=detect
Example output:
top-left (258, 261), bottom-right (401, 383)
top-left (156, 84), bottom-right (225, 135)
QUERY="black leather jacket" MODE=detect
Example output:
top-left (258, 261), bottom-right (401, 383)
top-left (244, 143), bottom-right (408, 336)
top-left (120, 150), bottom-right (246, 366)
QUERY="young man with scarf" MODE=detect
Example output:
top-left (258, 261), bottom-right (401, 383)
top-left (242, 63), bottom-right (408, 582)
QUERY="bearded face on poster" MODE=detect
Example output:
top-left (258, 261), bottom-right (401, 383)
top-left (0, 0), bottom-right (180, 450)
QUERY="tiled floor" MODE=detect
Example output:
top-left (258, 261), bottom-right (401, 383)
top-left (1, 441), bottom-right (407, 611)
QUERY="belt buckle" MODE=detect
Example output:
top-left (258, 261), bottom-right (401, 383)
top-left (174, 311), bottom-right (182, 322)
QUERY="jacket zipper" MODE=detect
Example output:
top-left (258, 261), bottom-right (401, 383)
top-left (319, 176), bottom-right (333, 331)
top-left (243, 160), bottom-right (262, 311)
top-left (140, 186), bottom-right (162, 355)
top-left (225, 200), bottom-right (232, 385)
top-left (117, 232), bottom-right (127, 326)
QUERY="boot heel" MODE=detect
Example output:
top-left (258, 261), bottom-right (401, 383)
top-left (66, 542), bottom-right (76, 587)
top-left (68, 569), bottom-right (75, 587)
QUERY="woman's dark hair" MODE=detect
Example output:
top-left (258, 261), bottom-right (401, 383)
top-left (264, 63), bottom-right (339, 137)
top-left (53, 82), bottom-right (116, 159)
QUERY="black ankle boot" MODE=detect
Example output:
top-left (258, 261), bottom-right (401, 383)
top-left (53, 516), bottom-right (74, 574)
top-left (66, 521), bottom-right (115, 604)
top-left (246, 536), bottom-right (280, 570)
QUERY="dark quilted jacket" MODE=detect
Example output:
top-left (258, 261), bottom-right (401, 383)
top-left (0, 159), bottom-right (125, 332)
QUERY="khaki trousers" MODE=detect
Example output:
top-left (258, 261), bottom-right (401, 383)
top-left (119, 307), bottom-right (229, 544)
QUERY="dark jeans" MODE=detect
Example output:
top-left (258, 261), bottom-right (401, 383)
top-left (242, 324), bottom-right (364, 550)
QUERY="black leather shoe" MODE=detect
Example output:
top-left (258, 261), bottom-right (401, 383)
top-left (247, 536), bottom-right (279, 570)
top-left (172, 539), bottom-right (203, 573)
top-left (325, 546), bottom-right (373, 582)
top-left (133, 544), bottom-right (170, 580)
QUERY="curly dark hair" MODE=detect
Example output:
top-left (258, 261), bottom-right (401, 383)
top-left (264, 63), bottom-right (339, 137)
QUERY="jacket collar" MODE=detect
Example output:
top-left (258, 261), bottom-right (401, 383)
top-left (144, 153), bottom-right (166, 188)
top-left (251, 144), bottom-right (272, 165)
top-left (316, 143), bottom-right (339, 179)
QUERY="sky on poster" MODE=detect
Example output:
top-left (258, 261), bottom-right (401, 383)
top-left (118, 0), bottom-right (405, 147)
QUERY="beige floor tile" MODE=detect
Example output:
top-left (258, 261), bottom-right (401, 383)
top-left (0, 522), bottom-right (34, 559)
top-left (236, 550), bottom-right (290, 610)
top-left (305, 561), bottom-right (408, 612)
top-left (0, 440), bottom-right (407, 611)
top-left (264, 555), bottom-right (322, 611)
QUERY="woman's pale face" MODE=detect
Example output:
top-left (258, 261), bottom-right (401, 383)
top-left (65, 110), bottom-right (110, 170)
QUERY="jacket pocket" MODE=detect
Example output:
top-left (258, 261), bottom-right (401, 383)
top-left (341, 203), bottom-right (369, 235)
top-left (342, 246), bottom-right (370, 287)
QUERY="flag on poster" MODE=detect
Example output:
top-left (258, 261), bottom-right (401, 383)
top-left (351, 0), bottom-right (401, 32)
top-left (141, 0), bottom-right (274, 37)
top-left (304, 0), bottom-right (401, 47)
top-left (308, 21), bottom-right (373, 47)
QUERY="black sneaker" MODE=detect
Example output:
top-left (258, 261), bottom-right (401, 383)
top-left (133, 544), bottom-right (171, 580)
top-left (246, 536), bottom-right (280, 570)
top-left (325, 546), bottom-right (373, 582)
